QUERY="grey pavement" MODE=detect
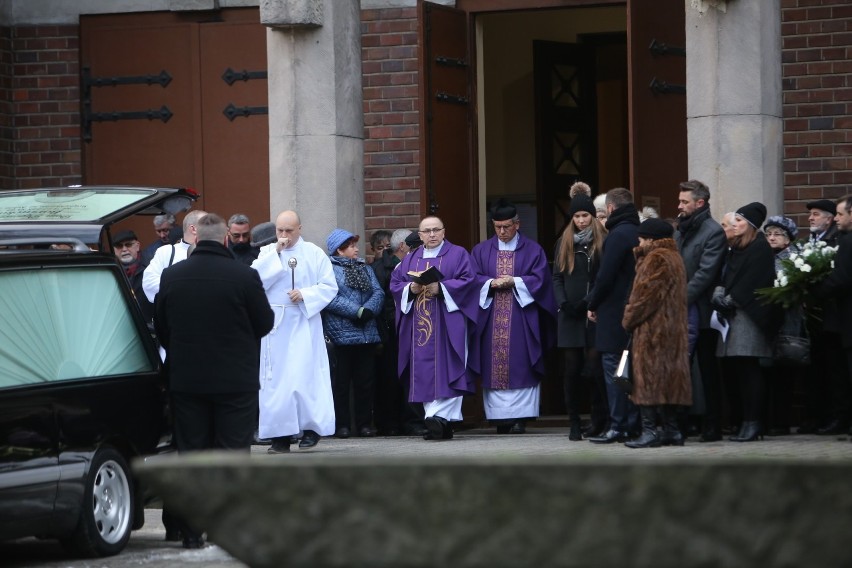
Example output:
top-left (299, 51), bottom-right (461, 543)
top-left (5, 425), bottom-right (852, 568)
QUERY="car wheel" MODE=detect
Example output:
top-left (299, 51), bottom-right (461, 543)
top-left (63, 447), bottom-right (134, 557)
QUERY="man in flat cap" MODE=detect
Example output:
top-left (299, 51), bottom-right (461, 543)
top-left (470, 199), bottom-right (557, 434)
top-left (808, 199), bottom-right (839, 246)
top-left (112, 229), bottom-right (154, 323)
top-left (804, 199), bottom-right (850, 435)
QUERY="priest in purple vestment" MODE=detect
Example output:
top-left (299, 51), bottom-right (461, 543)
top-left (470, 200), bottom-right (557, 434)
top-left (390, 216), bottom-right (479, 440)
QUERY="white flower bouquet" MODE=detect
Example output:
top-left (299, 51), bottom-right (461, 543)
top-left (756, 240), bottom-right (837, 312)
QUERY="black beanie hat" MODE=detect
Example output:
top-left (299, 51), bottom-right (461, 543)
top-left (567, 193), bottom-right (596, 218)
top-left (637, 217), bottom-right (674, 240)
top-left (491, 199), bottom-right (518, 221)
top-left (736, 202), bottom-right (767, 229)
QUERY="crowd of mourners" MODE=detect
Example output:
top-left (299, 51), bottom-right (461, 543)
top-left (332, 180), bottom-right (852, 448)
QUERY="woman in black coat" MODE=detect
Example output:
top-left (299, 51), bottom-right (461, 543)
top-left (552, 193), bottom-right (607, 440)
top-left (711, 202), bottom-right (782, 442)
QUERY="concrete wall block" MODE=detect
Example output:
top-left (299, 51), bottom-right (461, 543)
top-left (689, 114), bottom-right (783, 218)
top-left (260, 0), bottom-right (323, 29)
top-left (268, 134), bottom-right (363, 242)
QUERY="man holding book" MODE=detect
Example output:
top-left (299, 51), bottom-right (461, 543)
top-left (389, 216), bottom-right (478, 440)
top-left (470, 199), bottom-right (557, 434)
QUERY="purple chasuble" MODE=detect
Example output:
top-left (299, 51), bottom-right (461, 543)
top-left (390, 240), bottom-right (478, 403)
top-left (470, 234), bottom-right (557, 389)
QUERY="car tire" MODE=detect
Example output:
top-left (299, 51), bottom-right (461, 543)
top-left (62, 447), bottom-right (134, 557)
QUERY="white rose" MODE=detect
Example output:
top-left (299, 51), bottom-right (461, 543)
top-left (780, 275), bottom-right (789, 286)
top-left (794, 257), bottom-right (805, 268)
top-left (800, 263), bottom-right (812, 273)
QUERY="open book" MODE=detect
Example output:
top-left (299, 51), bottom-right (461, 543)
top-left (407, 265), bottom-right (444, 285)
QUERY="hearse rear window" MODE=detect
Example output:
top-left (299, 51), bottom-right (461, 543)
top-left (0, 266), bottom-right (156, 387)
top-left (0, 188), bottom-right (155, 222)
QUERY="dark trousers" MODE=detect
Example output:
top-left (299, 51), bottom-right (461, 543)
top-left (171, 390), bottom-right (257, 452)
top-left (373, 329), bottom-right (420, 433)
top-left (803, 330), bottom-right (838, 427)
top-left (602, 351), bottom-right (639, 433)
top-left (333, 344), bottom-right (377, 431)
top-left (562, 347), bottom-right (607, 427)
top-left (695, 329), bottom-right (723, 432)
top-left (170, 390), bottom-right (256, 540)
top-left (723, 357), bottom-right (764, 422)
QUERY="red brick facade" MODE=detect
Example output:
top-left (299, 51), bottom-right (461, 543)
top-left (361, 7), bottom-right (422, 239)
top-left (0, 25), bottom-right (81, 190)
top-left (781, 0), bottom-right (852, 226)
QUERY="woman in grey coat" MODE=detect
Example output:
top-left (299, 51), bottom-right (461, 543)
top-left (711, 203), bottom-right (783, 442)
top-left (552, 193), bottom-right (607, 440)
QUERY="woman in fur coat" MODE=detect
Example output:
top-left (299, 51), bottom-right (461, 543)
top-left (621, 218), bottom-right (692, 448)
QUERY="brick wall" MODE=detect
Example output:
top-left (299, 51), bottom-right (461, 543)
top-left (781, 0), bottom-right (852, 228)
top-left (8, 25), bottom-right (81, 189)
top-left (0, 27), bottom-right (13, 189)
top-left (361, 7), bottom-right (422, 249)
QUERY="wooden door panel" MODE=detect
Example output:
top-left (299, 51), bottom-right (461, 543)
top-left (82, 25), bottom-right (199, 189)
top-left (199, 21), bottom-right (270, 226)
top-left (419, 1), bottom-right (476, 251)
top-left (627, 0), bottom-right (686, 217)
top-left (81, 9), bottom-right (269, 241)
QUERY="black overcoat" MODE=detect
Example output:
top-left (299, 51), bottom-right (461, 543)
top-left (155, 240), bottom-right (274, 393)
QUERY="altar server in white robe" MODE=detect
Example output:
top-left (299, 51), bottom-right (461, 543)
top-left (252, 210), bottom-right (338, 454)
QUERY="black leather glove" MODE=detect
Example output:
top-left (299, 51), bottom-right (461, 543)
top-left (358, 308), bottom-right (375, 322)
top-left (711, 286), bottom-right (737, 316)
top-left (572, 299), bottom-right (589, 317)
top-left (560, 302), bottom-right (571, 312)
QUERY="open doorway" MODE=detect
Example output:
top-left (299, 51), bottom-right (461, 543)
top-left (474, 6), bottom-right (628, 255)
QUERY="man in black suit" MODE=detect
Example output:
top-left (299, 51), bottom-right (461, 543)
top-left (154, 213), bottom-right (273, 548)
top-left (815, 195), bottom-right (852, 437)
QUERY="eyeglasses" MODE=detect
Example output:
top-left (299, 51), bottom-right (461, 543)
top-left (418, 227), bottom-right (444, 235)
top-left (230, 232), bottom-right (251, 241)
top-left (115, 242), bottom-right (137, 250)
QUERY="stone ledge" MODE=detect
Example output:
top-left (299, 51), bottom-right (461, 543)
top-left (135, 453), bottom-right (852, 567)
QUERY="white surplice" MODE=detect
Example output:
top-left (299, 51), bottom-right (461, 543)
top-left (252, 237), bottom-right (338, 439)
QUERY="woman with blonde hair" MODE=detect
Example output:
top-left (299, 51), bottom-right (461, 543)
top-left (553, 192), bottom-right (608, 440)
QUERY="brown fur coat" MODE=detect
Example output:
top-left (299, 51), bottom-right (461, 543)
top-left (622, 238), bottom-right (692, 406)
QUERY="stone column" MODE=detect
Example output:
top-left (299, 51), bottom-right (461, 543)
top-left (262, 0), bottom-right (363, 244)
top-left (685, 0), bottom-right (782, 218)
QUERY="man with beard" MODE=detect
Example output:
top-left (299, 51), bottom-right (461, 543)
top-left (674, 180), bottom-right (727, 441)
top-left (227, 213), bottom-right (259, 266)
top-left (112, 230), bottom-right (154, 323)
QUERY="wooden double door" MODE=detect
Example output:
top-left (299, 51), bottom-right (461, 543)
top-left (81, 8), bottom-right (270, 238)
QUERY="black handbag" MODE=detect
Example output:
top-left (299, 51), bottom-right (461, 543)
top-left (772, 332), bottom-right (810, 366)
top-left (612, 336), bottom-right (633, 394)
top-left (772, 310), bottom-right (810, 367)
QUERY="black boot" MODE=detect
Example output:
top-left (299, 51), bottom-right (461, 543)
top-left (729, 420), bottom-right (763, 442)
top-left (659, 406), bottom-right (684, 446)
top-left (568, 420), bottom-right (582, 441)
top-left (267, 436), bottom-right (292, 454)
top-left (624, 406), bottom-right (661, 448)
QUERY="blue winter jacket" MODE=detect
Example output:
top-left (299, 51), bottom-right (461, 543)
top-left (323, 256), bottom-right (385, 345)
